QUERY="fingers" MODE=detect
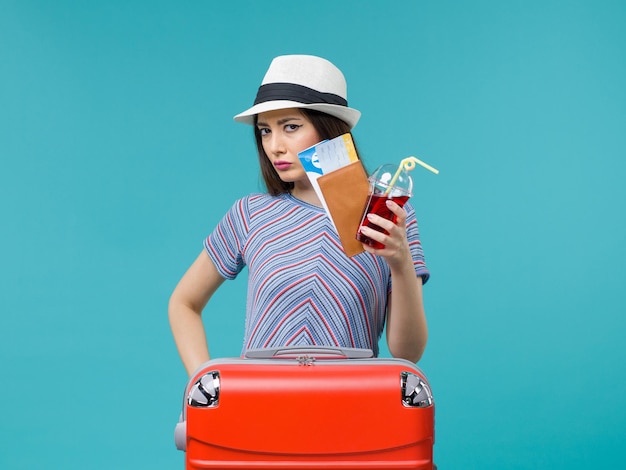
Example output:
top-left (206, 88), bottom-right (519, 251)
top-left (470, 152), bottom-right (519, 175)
top-left (359, 223), bottom-right (389, 248)
top-left (360, 201), bottom-right (408, 254)
top-left (365, 213), bottom-right (395, 233)
top-left (386, 200), bottom-right (407, 223)
top-left (365, 201), bottom-right (407, 232)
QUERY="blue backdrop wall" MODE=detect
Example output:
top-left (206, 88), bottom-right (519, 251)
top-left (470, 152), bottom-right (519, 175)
top-left (1, 1), bottom-right (625, 468)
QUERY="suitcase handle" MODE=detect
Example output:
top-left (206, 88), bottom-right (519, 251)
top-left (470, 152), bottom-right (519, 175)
top-left (244, 346), bottom-right (374, 360)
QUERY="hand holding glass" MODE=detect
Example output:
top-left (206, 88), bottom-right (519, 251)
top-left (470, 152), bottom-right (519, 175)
top-left (356, 164), bottom-right (413, 249)
top-left (356, 157), bottom-right (439, 250)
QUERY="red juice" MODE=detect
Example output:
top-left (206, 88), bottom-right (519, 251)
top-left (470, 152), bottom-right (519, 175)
top-left (356, 193), bottom-right (410, 249)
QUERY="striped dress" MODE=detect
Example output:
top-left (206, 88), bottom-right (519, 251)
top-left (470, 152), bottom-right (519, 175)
top-left (205, 193), bottom-right (429, 356)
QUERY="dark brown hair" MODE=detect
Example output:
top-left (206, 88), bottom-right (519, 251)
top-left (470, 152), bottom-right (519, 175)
top-left (253, 109), bottom-right (359, 196)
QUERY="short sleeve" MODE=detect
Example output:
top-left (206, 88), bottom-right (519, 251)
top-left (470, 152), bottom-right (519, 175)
top-left (204, 197), bottom-right (250, 279)
top-left (404, 203), bottom-right (430, 284)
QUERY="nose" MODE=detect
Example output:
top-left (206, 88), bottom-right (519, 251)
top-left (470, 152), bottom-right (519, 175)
top-left (266, 132), bottom-right (286, 156)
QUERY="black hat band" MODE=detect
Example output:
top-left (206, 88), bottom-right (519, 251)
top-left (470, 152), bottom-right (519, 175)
top-left (253, 82), bottom-right (348, 107)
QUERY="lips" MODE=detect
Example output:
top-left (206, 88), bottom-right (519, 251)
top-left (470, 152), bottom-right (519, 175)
top-left (274, 161), bottom-right (292, 171)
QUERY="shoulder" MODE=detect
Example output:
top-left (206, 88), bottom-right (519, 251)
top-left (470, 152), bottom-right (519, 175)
top-left (225, 193), bottom-right (274, 215)
top-left (233, 193), bottom-right (291, 216)
top-left (236, 193), bottom-right (323, 216)
top-left (224, 193), bottom-right (304, 227)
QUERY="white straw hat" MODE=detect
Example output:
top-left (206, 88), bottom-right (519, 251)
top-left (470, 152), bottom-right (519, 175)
top-left (234, 55), bottom-right (361, 129)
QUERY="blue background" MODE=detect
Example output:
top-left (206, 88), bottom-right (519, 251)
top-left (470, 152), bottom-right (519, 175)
top-left (2, 1), bottom-right (625, 468)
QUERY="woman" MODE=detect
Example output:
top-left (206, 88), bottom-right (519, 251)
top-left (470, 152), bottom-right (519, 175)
top-left (169, 55), bottom-right (430, 376)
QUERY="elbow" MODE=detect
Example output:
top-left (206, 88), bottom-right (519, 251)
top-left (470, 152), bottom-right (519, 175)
top-left (389, 346), bottom-right (425, 364)
top-left (167, 292), bottom-right (180, 323)
top-left (388, 331), bottom-right (428, 363)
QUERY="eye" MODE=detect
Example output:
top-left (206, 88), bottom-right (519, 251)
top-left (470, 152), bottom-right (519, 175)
top-left (258, 127), bottom-right (270, 136)
top-left (285, 124), bottom-right (302, 132)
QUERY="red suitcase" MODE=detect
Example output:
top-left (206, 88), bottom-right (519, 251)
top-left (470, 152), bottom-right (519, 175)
top-left (175, 346), bottom-right (435, 469)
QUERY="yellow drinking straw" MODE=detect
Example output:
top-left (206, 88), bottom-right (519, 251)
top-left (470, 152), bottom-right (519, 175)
top-left (384, 156), bottom-right (439, 196)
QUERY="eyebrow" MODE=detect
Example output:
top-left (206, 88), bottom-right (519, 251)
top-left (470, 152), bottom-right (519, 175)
top-left (256, 116), bottom-right (303, 127)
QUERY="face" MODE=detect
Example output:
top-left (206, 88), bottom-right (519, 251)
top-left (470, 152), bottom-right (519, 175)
top-left (256, 108), bottom-right (321, 184)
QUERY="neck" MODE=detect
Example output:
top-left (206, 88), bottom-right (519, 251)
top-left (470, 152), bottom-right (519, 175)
top-left (290, 184), bottom-right (323, 207)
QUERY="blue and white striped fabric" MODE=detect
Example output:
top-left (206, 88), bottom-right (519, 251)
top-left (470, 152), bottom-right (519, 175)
top-left (205, 193), bottom-right (429, 356)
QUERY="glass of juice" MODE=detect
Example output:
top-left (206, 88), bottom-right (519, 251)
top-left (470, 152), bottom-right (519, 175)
top-left (356, 164), bottom-right (413, 249)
